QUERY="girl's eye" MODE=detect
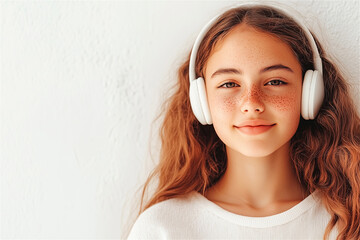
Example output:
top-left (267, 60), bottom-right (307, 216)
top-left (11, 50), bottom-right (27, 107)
top-left (266, 79), bottom-right (286, 86)
top-left (219, 82), bottom-right (240, 88)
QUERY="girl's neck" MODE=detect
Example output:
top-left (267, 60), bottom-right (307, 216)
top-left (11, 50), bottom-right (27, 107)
top-left (205, 142), bottom-right (308, 209)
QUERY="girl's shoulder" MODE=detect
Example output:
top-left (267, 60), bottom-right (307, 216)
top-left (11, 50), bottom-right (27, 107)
top-left (136, 191), bottom-right (199, 221)
top-left (127, 191), bottom-right (200, 239)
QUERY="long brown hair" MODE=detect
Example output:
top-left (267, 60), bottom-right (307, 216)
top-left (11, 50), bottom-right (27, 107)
top-left (138, 6), bottom-right (360, 240)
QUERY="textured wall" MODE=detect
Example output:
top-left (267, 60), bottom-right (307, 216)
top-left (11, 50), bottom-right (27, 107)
top-left (1, 0), bottom-right (359, 239)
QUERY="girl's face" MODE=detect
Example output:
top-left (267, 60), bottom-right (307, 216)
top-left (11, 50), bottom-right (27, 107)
top-left (204, 24), bottom-right (303, 157)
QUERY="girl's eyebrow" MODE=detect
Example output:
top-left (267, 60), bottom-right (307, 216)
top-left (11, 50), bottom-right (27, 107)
top-left (210, 64), bottom-right (294, 79)
top-left (260, 64), bottom-right (294, 73)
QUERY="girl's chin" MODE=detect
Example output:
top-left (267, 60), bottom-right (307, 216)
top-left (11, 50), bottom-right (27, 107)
top-left (226, 145), bottom-right (282, 158)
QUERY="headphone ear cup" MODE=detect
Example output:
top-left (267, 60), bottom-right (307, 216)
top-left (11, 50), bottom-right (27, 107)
top-left (189, 78), bottom-right (212, 125)
top-left (301, 70), bottom-right (324, 120)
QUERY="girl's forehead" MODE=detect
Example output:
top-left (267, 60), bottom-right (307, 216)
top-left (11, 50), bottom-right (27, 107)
top-left (205, 24), bottom-right (301, 75)
top-left (212, 24), bottom-right (291, 57)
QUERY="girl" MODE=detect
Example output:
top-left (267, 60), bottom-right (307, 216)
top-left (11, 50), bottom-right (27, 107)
top-left (128, 3), bottom-right (359, 240)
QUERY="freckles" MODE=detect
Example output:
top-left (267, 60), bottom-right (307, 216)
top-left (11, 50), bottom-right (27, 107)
top-left (265, 91), bottom-right (298, 112)
top-left (249, 87), bottom-right (263, 99)
top-left (221, 96), bottom-right (237, 112)
top-left (243, 86), bottom-right (265, 105)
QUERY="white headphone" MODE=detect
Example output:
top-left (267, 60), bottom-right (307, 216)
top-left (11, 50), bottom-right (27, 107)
top-left (189, 3), bottom-right (325, 125)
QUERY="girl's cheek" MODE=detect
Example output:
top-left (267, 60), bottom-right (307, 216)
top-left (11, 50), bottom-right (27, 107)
top-left (220, 96), bottom-right (237, 112)
top-left (264, 90), bottom-right (299, 112)
top-left (209, 93), bottom-right (237, 114)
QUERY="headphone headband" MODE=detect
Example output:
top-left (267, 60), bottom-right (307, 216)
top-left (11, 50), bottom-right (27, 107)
top-left (189, 2), bottom-right (323, 83)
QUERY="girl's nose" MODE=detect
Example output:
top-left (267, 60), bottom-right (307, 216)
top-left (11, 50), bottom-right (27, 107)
top-left (240, 86), bottom-right (265, 114)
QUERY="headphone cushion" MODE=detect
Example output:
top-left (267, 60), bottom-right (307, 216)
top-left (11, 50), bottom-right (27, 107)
top-left (301, 70), bottom-right (313, 120)
top-left (190, 80), bottom-right (206, 124)
top-left (308, 70), bottom-right (324, 119)
top-left (189, 78), bottom-right (212, 125)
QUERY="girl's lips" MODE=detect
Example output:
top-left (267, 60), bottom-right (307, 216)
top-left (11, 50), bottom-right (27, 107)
top-left (236, 125), bottom-right (275, 135)
top-left (235, 120), bottom-right (276, 135)
top-left (237, 119), bottom-right (275, 127)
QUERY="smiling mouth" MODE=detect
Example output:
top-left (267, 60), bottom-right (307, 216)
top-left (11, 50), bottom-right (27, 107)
top-left (235, 124), bottom-right (276, 135)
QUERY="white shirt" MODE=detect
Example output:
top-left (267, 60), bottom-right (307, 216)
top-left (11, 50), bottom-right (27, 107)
top-left (128, 190), bottom-right (338, 239)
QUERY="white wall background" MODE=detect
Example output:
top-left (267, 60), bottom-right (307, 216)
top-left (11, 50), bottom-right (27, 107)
top-left (1, 0), bottom-right (359, 239)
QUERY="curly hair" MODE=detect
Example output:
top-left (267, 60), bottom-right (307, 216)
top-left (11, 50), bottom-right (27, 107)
top-left (138, 6), bottom-right (360, 240)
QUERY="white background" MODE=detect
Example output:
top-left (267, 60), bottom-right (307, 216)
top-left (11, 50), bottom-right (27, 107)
top-left (1, 0), bottom-right (359, 239)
